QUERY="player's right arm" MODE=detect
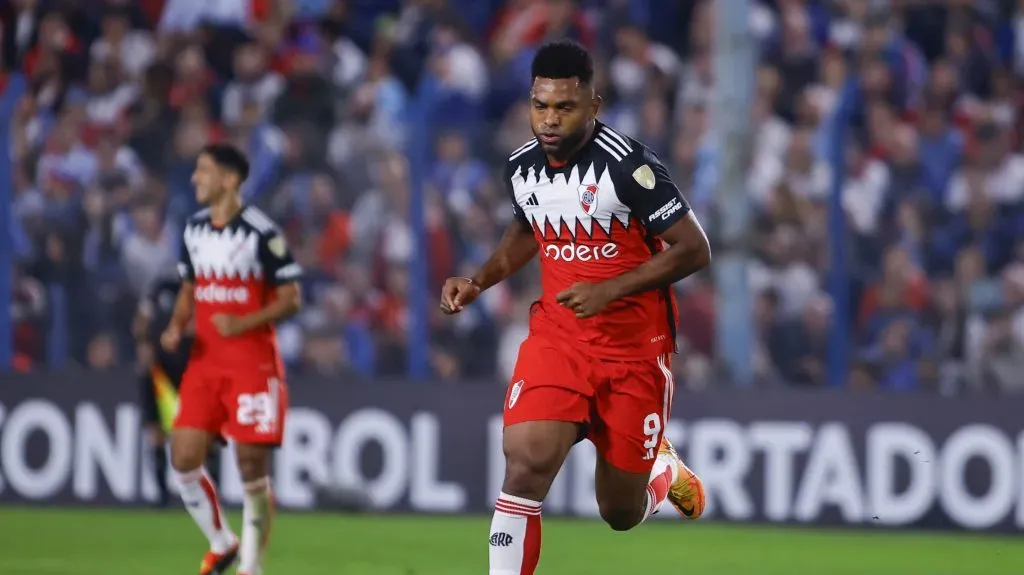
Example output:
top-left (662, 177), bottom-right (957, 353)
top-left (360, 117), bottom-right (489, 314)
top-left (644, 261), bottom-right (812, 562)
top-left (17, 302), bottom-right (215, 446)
top-left (475, 218), bottom-right (539, 293)
top-left (161, 235), bottom-right (196, 351)
top-left (441, 166), bottom-right (538, 314)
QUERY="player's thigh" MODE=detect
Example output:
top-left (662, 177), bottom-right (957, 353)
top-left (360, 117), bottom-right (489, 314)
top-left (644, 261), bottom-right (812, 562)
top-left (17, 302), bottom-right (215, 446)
top-left (502, 336), bottom-right (591, 498)
top-left (591, 355), bottom-right (674, 502)
top-left (503, 335), bottom-right (592, 428)
top-left (171, 367), bottom-right (225, 470)
top-left (222, 366), bottom-right (289, 448)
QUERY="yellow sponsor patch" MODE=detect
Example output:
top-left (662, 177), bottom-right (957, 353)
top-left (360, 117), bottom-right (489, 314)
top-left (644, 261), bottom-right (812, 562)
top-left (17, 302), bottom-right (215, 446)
top-left (268, 235), bottom-right (287, 258)
top-left (632, 164), bottom-right (656, 190)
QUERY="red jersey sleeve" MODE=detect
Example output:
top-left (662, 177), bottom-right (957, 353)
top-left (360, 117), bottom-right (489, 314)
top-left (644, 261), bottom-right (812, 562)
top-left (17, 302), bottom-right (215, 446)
top-left (617, 148), bottom-right (691, 236)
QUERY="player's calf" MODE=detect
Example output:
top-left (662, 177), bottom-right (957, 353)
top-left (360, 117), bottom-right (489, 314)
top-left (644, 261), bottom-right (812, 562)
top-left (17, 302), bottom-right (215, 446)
top-left (594, 455), bottom-right (657, 531)
top-left (594, 437), bottom-right (701, 531)
top-left (490, 421), bottom-right (578, 575)
top-left (597, 499), bottom-right (647, 531)
top-left (171, 429), bottom-right (238, 573)
top-left (236, 444), bottom-right (275, 575)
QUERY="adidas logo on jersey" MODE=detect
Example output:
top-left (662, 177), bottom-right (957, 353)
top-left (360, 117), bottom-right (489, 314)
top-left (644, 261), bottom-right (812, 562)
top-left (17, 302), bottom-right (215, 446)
top-left (526, 193), bottom-right (539, 206)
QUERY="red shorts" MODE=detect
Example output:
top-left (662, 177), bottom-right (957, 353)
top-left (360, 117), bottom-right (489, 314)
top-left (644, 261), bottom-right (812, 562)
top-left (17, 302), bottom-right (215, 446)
top-left (504, 335), bottom-right (675, 474)
top-left (174, 361), bottom-right (288, 446)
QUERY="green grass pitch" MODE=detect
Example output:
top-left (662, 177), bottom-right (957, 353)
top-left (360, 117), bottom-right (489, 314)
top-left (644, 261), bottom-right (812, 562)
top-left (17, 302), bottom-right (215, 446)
top-left (0, 508), bottom-right (1021, 574)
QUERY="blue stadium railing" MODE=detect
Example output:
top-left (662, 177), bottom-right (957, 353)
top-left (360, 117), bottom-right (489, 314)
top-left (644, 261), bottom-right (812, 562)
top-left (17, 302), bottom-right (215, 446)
top-left (825, 76), bottom-right (858, 388)
top-left (0, 73), bottom-right (27, 371)
top-left (405, 74), bottom-right (436, 380)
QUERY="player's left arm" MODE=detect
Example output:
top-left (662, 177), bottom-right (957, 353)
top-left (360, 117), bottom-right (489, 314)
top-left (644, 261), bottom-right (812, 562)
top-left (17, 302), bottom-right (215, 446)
top-left (557, 151), bottom-right (709, 317)
top-left (604, 151), bottom-right (711, 299)
top-left (219, 229), bottom-right (303, 336)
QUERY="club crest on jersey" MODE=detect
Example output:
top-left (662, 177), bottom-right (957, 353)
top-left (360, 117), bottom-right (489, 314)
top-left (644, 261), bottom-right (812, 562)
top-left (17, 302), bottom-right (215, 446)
top-left (508, 379), bottom-right (524, 408)
top-left (577, 184), bottom-right (599, 216)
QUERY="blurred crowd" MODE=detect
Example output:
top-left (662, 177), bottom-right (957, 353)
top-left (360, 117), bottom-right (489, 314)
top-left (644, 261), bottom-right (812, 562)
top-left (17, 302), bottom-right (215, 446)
top-left (5, 0), bottom-right (1024, 393)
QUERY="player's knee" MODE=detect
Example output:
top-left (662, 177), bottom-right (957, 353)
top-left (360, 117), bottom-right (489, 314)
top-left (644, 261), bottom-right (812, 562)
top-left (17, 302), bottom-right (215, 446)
top-left (501, 421), bottom-right (577, 500)
top-left (169, 430), bottom-right (208, 471)
top-left (235, 446), bottom-right (271, 482)
top-left (502, 448), bottom-right (561, 501)
top-left (170, 445), bottom-right (205, 472)
top-left (235, 457), bottom-right (268, 483)
top-left (598, 502), bottom-right (642, 531)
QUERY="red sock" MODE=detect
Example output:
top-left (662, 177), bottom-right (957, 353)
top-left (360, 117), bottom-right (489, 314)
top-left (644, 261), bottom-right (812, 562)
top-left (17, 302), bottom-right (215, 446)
top-left (489, 492), bottom-right (542, 575)
top-left (642, 459), bottom-right (674, 522)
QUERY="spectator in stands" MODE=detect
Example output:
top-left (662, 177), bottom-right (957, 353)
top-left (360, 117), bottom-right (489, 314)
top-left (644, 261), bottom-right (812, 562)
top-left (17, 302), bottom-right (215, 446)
top-left (7, 0), bottom-right (1024, 393)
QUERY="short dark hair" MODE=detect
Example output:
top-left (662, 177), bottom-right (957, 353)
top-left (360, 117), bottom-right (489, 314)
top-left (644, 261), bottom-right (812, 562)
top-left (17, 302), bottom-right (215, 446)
top-left (531, 39), bottom-right (594, 85)
top-left (200, 143), bottom-right (250, 183)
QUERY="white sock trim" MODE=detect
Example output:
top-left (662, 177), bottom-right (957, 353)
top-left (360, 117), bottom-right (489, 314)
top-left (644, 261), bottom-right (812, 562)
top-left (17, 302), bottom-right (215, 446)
top-left (497, 492), bottom-right (542, 508)
top-left (175, 467), bottom-right (204, 484)
top-left (243, 477), bottom-right (270, 492)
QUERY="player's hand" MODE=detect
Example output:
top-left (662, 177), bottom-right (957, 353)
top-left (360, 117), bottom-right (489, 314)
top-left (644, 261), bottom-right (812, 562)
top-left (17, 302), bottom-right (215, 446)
top-left (211, 313), bottom-right (246, 337)
top-left (440, 277), bottom-right (481, 314)
top-left (160, 326), bottom-right (181, 352)
top-left (555, 282), bottom-right (617, 319)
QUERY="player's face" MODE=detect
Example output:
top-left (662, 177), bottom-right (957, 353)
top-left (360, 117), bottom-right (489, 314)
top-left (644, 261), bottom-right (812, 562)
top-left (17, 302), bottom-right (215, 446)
top-left (191, 153), bottom-right (229, 205)
top-left (530, 77), bottom-right (601, 160)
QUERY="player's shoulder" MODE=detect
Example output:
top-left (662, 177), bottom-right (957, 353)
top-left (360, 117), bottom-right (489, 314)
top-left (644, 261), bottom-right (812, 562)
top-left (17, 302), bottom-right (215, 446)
top-left (589, 123), bottom-right (667, 188)
top-left (504, 137), bottom-right (540, 175)
top-left (185, 208), bottom-right (212, 227)
top-left (591, 122), bottom-right (637, 164)
top-left (239, 205), bottom-right (282, 236)
top-left (591, 123), bottom-right (661, 169)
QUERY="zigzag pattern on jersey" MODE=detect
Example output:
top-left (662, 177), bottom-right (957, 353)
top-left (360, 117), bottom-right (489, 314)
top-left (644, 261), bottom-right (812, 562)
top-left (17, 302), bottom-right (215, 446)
top-left (184, 224), bottom-right (263, 281)
top-left (512, 161), bottom-right (631, 240)
top-left (534, 214), bottom-right (631, 242)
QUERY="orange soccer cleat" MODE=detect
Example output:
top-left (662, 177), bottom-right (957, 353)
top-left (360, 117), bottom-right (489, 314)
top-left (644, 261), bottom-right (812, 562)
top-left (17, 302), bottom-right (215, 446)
top-left (658, 438), bottom-right (706, 520)
top-left (198, 542), bottom-right (238, 575)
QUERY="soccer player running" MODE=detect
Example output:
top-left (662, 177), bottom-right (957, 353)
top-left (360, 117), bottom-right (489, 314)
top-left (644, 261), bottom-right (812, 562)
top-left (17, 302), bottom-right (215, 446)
top-left (162, 143), bottom-right (303, 575)
top-left (134, 272), bottom-right (221, 507)
top-left (441, 40), bottom-right (710, 574)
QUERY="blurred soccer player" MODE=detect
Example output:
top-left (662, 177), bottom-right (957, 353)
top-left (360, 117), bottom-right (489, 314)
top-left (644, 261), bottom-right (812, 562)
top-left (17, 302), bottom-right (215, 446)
top-left (441, 40), bottom-right (710, 574)
top-left (163, 143), bottom-right (302, 575)
top-left (134, 273), bottom-right (222, 507)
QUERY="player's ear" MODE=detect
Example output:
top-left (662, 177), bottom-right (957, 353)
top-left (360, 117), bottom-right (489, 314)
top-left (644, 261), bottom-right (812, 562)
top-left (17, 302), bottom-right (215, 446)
top-left (224, 172), bottom-right (240, 191)
top-left (591, 93), bottom-right (602, 119)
